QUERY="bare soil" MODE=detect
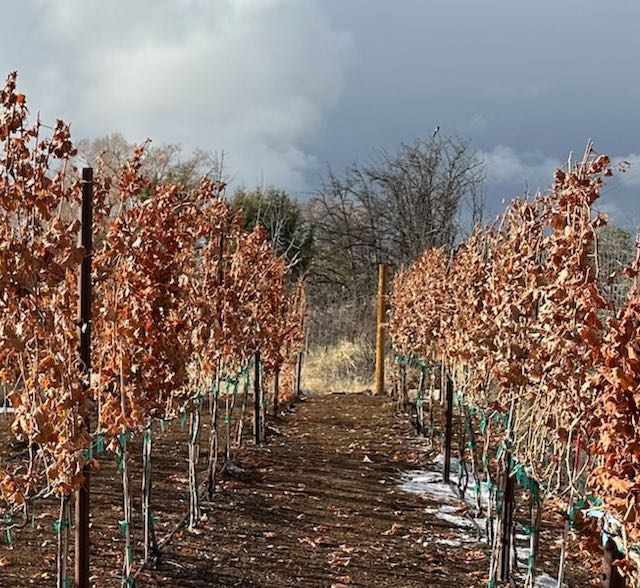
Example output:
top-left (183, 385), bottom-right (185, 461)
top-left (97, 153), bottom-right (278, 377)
top-left (0, 394), bottom-right (599, 587)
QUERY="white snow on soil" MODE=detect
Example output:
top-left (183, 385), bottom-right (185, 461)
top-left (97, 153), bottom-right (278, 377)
top-left (399, 454), bottom-right (564, 588)
top-left (535, 573), bottom-right (565, 588)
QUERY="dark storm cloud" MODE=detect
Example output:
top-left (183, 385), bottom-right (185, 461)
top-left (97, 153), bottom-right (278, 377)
top-left (313, 0), bottom-right (640, 223)
top-left (1, 1), bottom-right (638, 223)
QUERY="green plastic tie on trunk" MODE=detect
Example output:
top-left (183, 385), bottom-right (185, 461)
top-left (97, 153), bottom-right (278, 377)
top-left (529, 479), bottom-right (540, 503)
top-left (5, 528), bottom-right (13, 545)
top-left (96, 434), bottom-right (105, 454)
top-left (53, 518), bottom-right (69, 535)
top-left (83, 443), bottom-right (94, 460)
top-left (179, 411), bottom-right (187, 431)
top-left (569, 498), bottom-right (587, 528)
top-left (118, 431), bottom-right (131, 448)
top-left (513, 464), bottom-right (527, 487)
top-left (588, 495), bottom-right (602, 507)
top-left (119, 519), bottom-right (129, 536)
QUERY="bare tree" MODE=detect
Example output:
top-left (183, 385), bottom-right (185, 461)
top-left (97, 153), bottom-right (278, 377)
top-left (308, 136), bottom-right (485, 307)
top-left (76, 133), bottom-right (225, 190)
top-left (232, 186), bottom-right (314, 281)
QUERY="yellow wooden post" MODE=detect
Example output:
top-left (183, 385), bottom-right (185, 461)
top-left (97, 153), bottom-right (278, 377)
top-left (374, 263), bottom-right (387, 395)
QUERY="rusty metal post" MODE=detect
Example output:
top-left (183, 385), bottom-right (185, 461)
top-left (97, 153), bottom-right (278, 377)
top-left (75, 167), bottom-right (93, 588)
top-left (295, 351), bottom-right (303, 399)
top-left (374, 264), bottom-right (387, 395)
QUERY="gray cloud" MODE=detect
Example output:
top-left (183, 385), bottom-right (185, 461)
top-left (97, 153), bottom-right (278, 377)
top-left (1, 0), bottom-right (638, 223)
top-left (480, 146), bottom-right (560, 190)
top-left (2, 0), bottom-right (353, 189)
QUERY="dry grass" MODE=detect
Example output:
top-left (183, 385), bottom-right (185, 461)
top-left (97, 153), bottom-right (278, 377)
top-left (302, 338), bottom-right (392, 394)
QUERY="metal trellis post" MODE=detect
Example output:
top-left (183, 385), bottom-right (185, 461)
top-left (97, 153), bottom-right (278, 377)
top-left (75, 167), bottom-right (93, 588)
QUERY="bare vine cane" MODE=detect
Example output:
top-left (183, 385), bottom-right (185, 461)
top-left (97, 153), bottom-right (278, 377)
top-left (141, 425), bottom-right (159, 561)
top-left (206, 367), bottom-right (222, 501)
top-left (118, 433), bottom-right (134, 587)
top-left (260, 361), bottom-right (268, 443)
top-left (489, 397), bottom-right (517, 585)
top-left (224, 375), bottom-right (238, 464)
top-left (463, 402), bottom-right (483, 516)
top-left (482, 413), bottom-right (495, 546)
top-left (557, 433), bottom-right (581, 588)
top-left (428, 370), bottom-right (435, 445)
top-left (272, 368), bottom-right (280, 417)
top-left (524, 480), bottom-right (542, 588)
top-left (55, 495), bottom-right (71, 588)
top-left (416, 366), bottom-right (425, 434)
top-left (457, 391), bottom-right (470, 500)
top-left (188, 402), bottom-right (202, 529)
top-left (236, 365), bottom-right (251, 448)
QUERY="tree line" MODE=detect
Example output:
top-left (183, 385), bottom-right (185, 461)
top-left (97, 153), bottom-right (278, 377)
top-left (78, 133), bottom-right (633, 355)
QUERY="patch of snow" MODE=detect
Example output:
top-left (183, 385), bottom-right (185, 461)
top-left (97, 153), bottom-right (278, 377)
top-left (436, 512), bottom-right (476, 529)
top-left (401, 456), bottom-right (564, 588)
top-left (535, 573), bottom-right (564, 588)
top-left (399, 466), bottom-right (489, 512)
top-left (516, 546), bottom-right (531, 563)
top-left (459, 532), bottom-right (478, 544)
top-left (399, 470), bottom-right (459, 505)
top-left (435, 537), bottom-right (462, 547)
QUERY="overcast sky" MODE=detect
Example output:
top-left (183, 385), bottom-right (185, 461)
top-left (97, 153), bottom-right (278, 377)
top-left (2, 0), bottom-right (639, 223)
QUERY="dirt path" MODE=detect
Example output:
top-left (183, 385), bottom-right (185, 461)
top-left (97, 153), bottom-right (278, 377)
top-left (136, 394), bottom-right (488, 588)
top-left (1, 392), bottom-right (598, 587)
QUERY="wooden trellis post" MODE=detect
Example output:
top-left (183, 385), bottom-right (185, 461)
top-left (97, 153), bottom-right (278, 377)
top-left (374, 263), bottom-right (387, 395)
